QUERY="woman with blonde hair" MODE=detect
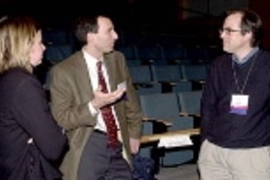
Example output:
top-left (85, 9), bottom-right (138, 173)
top-left (0, 15), bottom-right (68, 180)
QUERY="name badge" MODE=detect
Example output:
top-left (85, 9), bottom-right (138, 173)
top-left (230, 94), bottom-right (249, 115)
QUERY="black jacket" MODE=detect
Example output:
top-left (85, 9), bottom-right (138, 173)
top-left (0, 68), bottom-right (68, 180)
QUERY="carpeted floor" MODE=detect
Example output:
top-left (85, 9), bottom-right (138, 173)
top-left (156, 164), bottom-right (200, 180)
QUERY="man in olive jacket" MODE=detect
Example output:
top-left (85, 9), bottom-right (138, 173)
top-left (49, 14), bottom-right (142, 180)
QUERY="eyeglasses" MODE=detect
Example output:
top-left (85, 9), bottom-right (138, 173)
top-left (219, 28), bottom-right (242, 35)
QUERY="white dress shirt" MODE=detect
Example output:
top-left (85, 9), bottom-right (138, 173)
top-left (82, 49), bottom-right (120, 132)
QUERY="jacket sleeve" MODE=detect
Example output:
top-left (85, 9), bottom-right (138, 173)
top-left (49, 64), bottom-right (97, 131)
top-left (12, 77), bottom-right (68, 161)
top-left (200, 61), bottom-right (218, 142)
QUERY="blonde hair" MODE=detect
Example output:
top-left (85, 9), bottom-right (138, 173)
top-left (0, 15), bottom-right (40, 73)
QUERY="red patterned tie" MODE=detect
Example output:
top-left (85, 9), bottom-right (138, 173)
top-left (97, 61), bottom-right (118, 148)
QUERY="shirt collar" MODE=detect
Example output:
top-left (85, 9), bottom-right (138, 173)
top-left (82, 48), bottom-right (104, 67)
top-left (232, 47), bottom-right (259, 65)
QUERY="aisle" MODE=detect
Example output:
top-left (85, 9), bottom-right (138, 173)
top-left (156, 164), bottom-right (200, 180)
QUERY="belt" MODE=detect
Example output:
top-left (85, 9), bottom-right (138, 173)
top-left (94, 129), bottom-right (107, 135)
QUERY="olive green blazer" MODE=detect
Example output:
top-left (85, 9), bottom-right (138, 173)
top-left (49, 50), bottom-right (142, 180)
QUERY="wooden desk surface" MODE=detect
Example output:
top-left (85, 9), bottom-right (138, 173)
top-left (140, 128), bottom-right (200, 144)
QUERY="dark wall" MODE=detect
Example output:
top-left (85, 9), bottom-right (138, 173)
top-left (5, 0), bottom-right (270, 49)
top-left (249, 0), bottom-right (270, 49)
top-left (0, 0), bottom-right (180, 28)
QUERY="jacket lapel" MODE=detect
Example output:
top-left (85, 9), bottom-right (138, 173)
top-left (74, 52), bottom-right (94, 99)
top-left (104, 54), bottom-right (117, 92)
top-left (103, 53), bottom-right (124, 120)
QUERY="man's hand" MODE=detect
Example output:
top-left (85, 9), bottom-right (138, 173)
top-left (130, 138), bottom-right (140, 154)
top-left (91, 86), bottom-right (126, 109)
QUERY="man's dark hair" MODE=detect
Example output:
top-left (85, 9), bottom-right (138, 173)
top-left (74, 13), bottom-right (109, 45)
top-left (226, 9), bottom-right (263, 47)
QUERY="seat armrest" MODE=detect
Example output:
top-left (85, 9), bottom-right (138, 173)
top-left (140, 128), bottom-right (200, 144)
top-left (142, 117), bottom-right (172, 126)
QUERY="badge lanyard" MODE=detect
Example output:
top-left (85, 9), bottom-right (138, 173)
top-left (230, 53), bottom-right (258, 115)
top-left (232, 53), bottom-right (258, 94)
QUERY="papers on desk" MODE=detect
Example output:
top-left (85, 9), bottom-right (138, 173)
top-left (158, 134), bottom-right (193, 148)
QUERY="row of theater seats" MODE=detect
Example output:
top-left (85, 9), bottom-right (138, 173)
top-left (116, 45), bottom-right (222, 66)
top-left (42, 43), bottom-right (221, 66)
top-left (41, 27), bottom-right (223, 65)
top-left (129, 45), bottom-right (205, 169)
top-left (139, 91), bottom-right (202, 169)
top-left (42, 43), bottom-right (222, 65)
top-left (41, 27), bottom-right (219, 47)
top-left (129, 64), bottom-right (207, 95)
top-left (129, 51), bottom-right (205, 169)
